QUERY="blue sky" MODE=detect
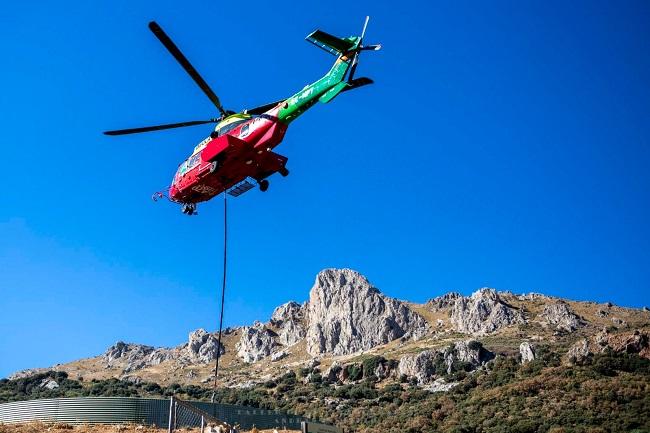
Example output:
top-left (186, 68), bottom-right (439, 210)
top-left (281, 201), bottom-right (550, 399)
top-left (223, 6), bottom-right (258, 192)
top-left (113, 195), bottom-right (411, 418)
top-left (1, 1), bottom-right (649, 378)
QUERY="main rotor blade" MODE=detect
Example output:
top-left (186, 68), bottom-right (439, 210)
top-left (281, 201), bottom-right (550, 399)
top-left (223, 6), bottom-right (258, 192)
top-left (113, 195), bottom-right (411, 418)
top-left (148, 21), bottom-right (227, 116)
top-left (104, 119), bottom-right (218, 136)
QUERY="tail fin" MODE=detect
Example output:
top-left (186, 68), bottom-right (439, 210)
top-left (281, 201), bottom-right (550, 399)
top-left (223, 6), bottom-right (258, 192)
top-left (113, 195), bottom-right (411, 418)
top-left (305, 30), bottom-right (358, 56)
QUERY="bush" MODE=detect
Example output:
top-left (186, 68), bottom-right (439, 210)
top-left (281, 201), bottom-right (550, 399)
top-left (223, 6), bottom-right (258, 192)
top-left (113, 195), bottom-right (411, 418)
top-left (361, 356), bottom-right (385, 380)
top-left (345, 364), bottom-right (363, 382)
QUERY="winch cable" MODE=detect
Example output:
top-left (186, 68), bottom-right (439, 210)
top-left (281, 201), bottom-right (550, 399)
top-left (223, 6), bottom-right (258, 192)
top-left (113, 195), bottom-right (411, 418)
top-left (211, 192), bottom-right (228, 407)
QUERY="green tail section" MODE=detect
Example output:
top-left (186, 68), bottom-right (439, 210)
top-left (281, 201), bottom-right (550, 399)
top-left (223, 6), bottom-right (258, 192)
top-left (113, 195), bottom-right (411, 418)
top-left (305, 30), bottom-right (357, 56)
top-left (277, 30), bottom-right (363, 123)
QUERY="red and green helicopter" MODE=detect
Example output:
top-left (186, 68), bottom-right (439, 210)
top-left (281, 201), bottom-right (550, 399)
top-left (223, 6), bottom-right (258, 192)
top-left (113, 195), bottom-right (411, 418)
top-left (105, 18), bottom-right (381, 215)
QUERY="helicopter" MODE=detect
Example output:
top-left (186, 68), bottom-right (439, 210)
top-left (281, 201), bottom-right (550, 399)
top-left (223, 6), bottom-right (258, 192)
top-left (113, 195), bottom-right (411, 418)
top-left (105, 18), bottom-right (381, 215)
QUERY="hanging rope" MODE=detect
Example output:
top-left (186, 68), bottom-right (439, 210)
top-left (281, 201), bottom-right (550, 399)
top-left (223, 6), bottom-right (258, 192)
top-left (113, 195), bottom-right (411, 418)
top-left (211, 192), bottom-right (228, 405)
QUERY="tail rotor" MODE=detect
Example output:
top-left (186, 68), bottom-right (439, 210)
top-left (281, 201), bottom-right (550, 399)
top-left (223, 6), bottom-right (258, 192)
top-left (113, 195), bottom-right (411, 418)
top-left (348, 16), bottom-right (381, 82)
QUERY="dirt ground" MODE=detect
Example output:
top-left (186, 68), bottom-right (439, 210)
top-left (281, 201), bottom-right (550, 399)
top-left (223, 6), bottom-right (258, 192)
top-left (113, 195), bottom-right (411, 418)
top-left (0, 423), bottom-right (299, 433)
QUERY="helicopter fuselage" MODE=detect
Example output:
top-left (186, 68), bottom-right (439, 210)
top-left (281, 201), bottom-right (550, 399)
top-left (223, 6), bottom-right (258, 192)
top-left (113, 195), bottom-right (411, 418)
top-left (169, 106), bottom-right (289, 204)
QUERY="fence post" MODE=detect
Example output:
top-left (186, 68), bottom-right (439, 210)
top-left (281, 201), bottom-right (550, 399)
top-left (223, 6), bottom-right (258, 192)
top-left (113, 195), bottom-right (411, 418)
top-left (201, 415), bottom-right (205, 433)
top-left (174, 401), bottom-right (178, 430)
top-left (168, 396), bottom-right (175, 433)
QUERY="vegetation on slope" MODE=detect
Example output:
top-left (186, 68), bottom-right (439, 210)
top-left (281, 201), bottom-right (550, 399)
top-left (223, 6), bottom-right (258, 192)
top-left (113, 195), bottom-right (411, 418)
top-left (2, 350), bottom-right (649, 433)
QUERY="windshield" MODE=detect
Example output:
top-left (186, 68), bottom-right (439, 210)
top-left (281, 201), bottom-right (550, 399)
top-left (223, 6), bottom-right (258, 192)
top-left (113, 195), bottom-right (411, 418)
top-left (214, 115), bottom-right (252, 137)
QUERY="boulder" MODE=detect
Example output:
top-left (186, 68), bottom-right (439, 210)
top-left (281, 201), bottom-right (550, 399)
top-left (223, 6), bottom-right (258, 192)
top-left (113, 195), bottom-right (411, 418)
top-left (566, 338), bottom-right (592, 363)
top-left (40, 378), bottom-right (59, 389)
top-left (270, 350), bottom-right (288, 362)
top-left (519, 342), bottom-right (536, 363)
top-left (444, 340), bottom-right (493, 374)
top-left (306, 269), bottom-right (429, 356)
top-left (538, 302), bottom-right (584, 332)
top-left (423, 378), bottom-right (458, 393)
top-left (450, 288), bottom-right (526, 335)
top-left (398, 350), bottom-right (439, 384)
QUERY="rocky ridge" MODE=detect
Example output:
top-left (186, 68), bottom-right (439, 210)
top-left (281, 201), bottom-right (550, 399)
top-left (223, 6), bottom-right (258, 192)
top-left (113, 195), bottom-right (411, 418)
top-left (7, 268), bottom-right (650, 391)
top-left (101, 328), bottom-right (225, 374)
top-left (450, 288), bottom-right (526, 335)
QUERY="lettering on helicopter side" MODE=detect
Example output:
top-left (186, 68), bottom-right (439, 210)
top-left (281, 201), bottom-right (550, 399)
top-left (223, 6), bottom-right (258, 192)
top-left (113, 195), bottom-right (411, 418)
top-left (191, 184), bottom-right (217, 194)
top-left (300, 87), bottom-right (314, 99)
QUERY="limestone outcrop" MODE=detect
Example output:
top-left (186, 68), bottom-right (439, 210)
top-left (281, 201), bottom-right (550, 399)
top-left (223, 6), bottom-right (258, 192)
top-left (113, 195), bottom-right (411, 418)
top-left (271, 301), bottom-right (306, 347)
top-left (306, 269), bottom-right (429, 356)
top-left (519, 342), bottom-right (536, 363)
top-left (450, 288), bottom-right (526, 335)
top-left (182, 328), bottom-right (225, 364)
top-left (237, 323), bottom-right (279, 363)
top-left (427, 292), bottom-right (462, 310)
top-left (398, 340), bottom-right (492, 385)
top-left (538, 302), bottom-right (584, 332)
top-left (103, 329), bottom-right (226, 373)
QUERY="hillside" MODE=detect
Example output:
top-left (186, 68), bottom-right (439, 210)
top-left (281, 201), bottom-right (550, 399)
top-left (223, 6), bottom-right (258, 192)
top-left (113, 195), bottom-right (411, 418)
top-left (4, 268), bottom-right (650, 432)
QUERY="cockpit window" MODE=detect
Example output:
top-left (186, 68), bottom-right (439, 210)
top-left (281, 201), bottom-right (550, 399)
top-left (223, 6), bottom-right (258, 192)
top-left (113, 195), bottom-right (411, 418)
top-left (188, 153), bottom-right (201, 169)
top-left (214, 116), bottom-right (252, 137)
top-left (177, 161), bottom-right (188, 177)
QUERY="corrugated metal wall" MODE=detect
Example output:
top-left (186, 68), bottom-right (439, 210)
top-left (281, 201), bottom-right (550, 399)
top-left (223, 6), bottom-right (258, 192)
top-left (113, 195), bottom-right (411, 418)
top-left (0, 397), bottom-right (306, 430)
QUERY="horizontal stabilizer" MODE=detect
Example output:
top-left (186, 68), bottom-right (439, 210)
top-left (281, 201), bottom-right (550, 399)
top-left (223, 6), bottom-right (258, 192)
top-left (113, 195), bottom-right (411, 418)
top-left (342, 77), bottom-right (374, 92)
top-left (306, 30), bottom-right (356, 55)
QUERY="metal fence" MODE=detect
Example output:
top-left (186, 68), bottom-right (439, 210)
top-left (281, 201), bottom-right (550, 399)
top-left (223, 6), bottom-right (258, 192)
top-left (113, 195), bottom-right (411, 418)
top-left (0, 397), bottom-right (307, 430)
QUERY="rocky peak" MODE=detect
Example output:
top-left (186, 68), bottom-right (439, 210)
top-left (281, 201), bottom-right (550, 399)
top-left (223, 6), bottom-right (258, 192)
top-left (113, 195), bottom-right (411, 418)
top-left (236, 323), bottom-right (279, 363)
top-left (427, 292), bottom-right (462, 310)
top-left (450, 288), bottom-right (526, 335)
top-left (184, 328), bottom-right (225, 364)
top-left (538, 302), bottom-right (584, 332)
top-left (306, 268), bottom-right (429, 356)
top-left (271, 301), bottom-right (305, 324)
top-left (271, 301), bottom-right (306, 347)
top-left (104, 342), bottom-right (154, 366)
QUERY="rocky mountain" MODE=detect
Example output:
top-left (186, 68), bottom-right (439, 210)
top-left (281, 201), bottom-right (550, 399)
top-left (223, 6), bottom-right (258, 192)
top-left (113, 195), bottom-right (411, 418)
top-left (306, 269), bottom-right (429, 356)
top-left (7, 268), bottom-right (650, 395)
